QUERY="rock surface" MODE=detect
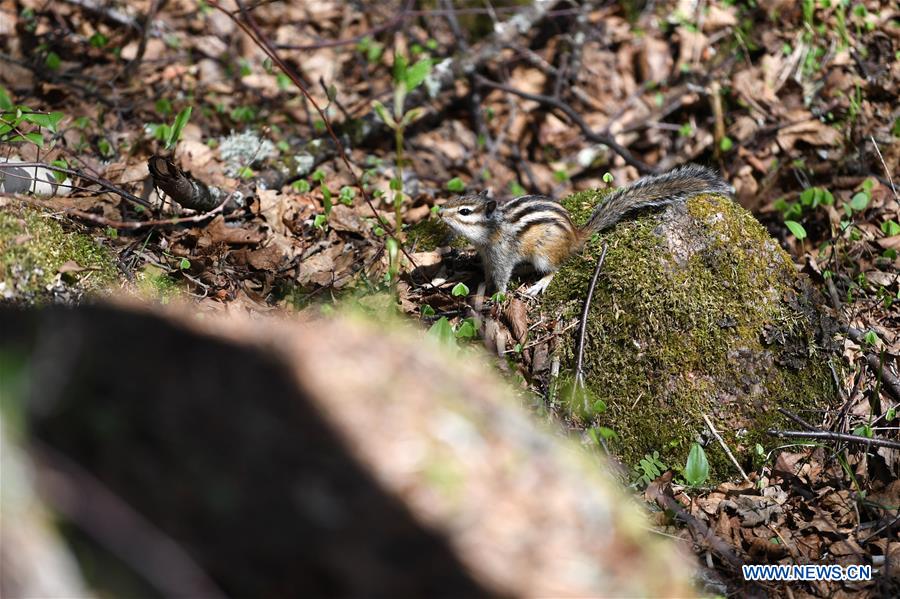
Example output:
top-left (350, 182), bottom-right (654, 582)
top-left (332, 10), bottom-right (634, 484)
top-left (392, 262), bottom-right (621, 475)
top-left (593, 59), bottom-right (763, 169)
top-left (1, 303), bottom-right (697, 597)
top-left (544, 193), bottom-right (840, 479)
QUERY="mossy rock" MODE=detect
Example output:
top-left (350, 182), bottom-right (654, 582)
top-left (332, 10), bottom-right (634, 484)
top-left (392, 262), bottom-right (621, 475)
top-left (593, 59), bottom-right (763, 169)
top-left (0, 201), bottom-right (117, 304)
top-left (543, 191), bottom-right (840, 481)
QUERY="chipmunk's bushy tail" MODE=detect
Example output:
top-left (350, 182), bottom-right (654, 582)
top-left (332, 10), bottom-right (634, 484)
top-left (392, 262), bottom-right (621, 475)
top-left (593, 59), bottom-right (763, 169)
top-left (583, 164), bottom-right (732, 235)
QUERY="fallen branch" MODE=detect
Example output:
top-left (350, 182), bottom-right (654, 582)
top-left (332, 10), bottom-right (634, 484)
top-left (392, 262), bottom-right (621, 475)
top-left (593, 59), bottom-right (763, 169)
top-left (3, 161), bottom-right (152, 209)
top-left (767, 429), bottom-right (900, 451)
top-left (474, 76), bottom-right (656, 174)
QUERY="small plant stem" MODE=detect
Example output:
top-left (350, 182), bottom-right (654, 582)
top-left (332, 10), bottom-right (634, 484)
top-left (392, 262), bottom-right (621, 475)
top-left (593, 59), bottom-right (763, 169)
top-left (394, 125), bottom-right (405, 235)
top-left (574, 242), bottom-right (608, 412)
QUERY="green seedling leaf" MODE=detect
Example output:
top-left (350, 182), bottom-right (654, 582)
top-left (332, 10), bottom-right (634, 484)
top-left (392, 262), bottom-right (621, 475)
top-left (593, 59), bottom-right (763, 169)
top-left (427, 317), bottom-right (455, 346)
top-left (598, 426), bottom-right (617, 440)
top-left (50, 158), bottom-right (68, 183)
top-left (490, 291), bottom-right (506, 303)
top-left (165, 106), bottom-right (192, 150)
top-left (849, 191), bottom-right (870, 212)
top-left (882, 220), bottom-right (900, 236)
top-left (292, 179), bottom-right (311, 193)
top-left (602, 172), bottom-right (614, 184)
top-left (392, 53), bottom-right (408, 84)
top-left (784, 220), bottom-right (807, 240)
top-left (446, 177), bottom-right (465, 192)
top-left (684, 443), bottom-right (710, 486)
top-left (22, 111), bottom-right (64, 133)
top-left (45, 52), bottom-right (61, 70)
top-left (371, 100), bottom-right (396, 128)
top-left (451, 282), bottom-right (469, 297)
top-left (455, 319), bottom-right (477, 339)
top-left (313, 214), bottom-right (327, 229)
top-left (178, 258), bottom-right (191, 270)
top-left (0, 86), bottom-right (12, 110)
top-left (852, 424), bottom-right (873, 438)
top-left (863, 330), bottom-right (878, 345)
top-left (719, 136), bottom-right (734, 151)
top-left (12, 131), bottom-right (45, 148)
top-left (420, 304), bottom-right (435, 317)
top-left (404, 58), bottom-right (433, 91)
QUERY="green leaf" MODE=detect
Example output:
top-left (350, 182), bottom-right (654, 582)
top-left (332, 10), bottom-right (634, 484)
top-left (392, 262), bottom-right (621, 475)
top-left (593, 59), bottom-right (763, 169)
top-left (508, 181), bottom-right (526, 196)
top-left (684, 443), bottom-right (710, 486)
top-left (420, 304), bottom-right (435, 317)
top-left (784, 220), bottom-right (807, 240)
top-left (602, 172), bottom-right (614, 184)
top-left (598, 426), bottom-right (617, 440)
top-left (852, 424), bottom-right (872, 438)
top-left (0, 86), bottom-right (12, 110)
top-left (165, 106), bottom-right (192, 150)
top-left (404, 58), bottom-right (433, 91)
top-left (392, 53), bottom-right (408, 84)
top-left (89, 32), bottom-right (108, 48)
top-left (490, 291), bottom-right (507, 303)
top-left (863, 330), bottom-right (878, 345)
top-left (292, 179), bottom-right (311, 193)
top-left (313, 214), bottom-right (327, 229)
top-left (446, 177), bottom-right (465, 192)
top-left (17, 131), bottom-right (44, 148)
top-left (22, 111), bottom-right (64, 133)
top-left (45, 51), bottom-right (61, 70)
top-left (321, 185), bottom-right (333, 215)
top-left (451, 282), bottom-right (469, 297)
top-left (849, 191), bottom-right (870, 212)
top-left (371, 100), bottom-right (396, 128)
top-left (881, 220), bottom-right (900, 236)
top-left (427, 317), bottom-right (455, 346)
top-left (311, 168), bottom-right (326, 183)
top-left (50, 158), bottom-right (68, 183)
top-left (886, 407), bottom-right (896, 421)
top-left (178, 258), bottom-right (191, 270)
top-left (719, 136), bottom-right (734, 151)
top-left (455, 319), bottom-right (477, 339)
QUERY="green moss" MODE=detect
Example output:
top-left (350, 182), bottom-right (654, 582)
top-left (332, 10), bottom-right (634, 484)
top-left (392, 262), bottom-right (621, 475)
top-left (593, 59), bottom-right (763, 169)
top-left (0, 203), bottom-right (117, 303)
top-left (405, 216), bottom-right (468, 252)
top-left (544, 193), bottom-right (838, 480)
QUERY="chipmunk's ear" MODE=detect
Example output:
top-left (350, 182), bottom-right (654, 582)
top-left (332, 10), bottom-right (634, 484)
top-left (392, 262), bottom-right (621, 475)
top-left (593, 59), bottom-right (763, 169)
top-left (485, 199), bottom-right (497, 216)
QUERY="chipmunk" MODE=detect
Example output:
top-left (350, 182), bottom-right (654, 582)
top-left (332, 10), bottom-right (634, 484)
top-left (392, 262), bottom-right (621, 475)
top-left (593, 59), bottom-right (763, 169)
top-left (438, 164), bottom-right (732, 295)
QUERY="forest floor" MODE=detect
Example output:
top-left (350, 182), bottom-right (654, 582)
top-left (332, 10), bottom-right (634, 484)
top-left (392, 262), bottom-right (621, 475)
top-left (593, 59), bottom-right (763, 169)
top-left (1, 0), bottom-right (899, 596)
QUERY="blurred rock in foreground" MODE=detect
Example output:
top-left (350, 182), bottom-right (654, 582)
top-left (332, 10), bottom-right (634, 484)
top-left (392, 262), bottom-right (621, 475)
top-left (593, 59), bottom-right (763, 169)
top-left (0, 302), bottom-right (696, 597)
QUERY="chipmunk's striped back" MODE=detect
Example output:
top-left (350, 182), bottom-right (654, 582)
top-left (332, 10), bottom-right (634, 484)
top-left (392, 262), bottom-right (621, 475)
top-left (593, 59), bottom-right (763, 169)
top-left (439, 164), bottom-right (731, 293)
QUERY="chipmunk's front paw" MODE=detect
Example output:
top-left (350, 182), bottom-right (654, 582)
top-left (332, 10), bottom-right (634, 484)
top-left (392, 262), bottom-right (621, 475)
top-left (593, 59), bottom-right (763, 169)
top-left (523, 274), bottom-right (555, 297)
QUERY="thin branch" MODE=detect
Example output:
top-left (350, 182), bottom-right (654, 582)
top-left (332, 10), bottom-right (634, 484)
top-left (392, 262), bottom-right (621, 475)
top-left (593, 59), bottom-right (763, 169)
top-left (4, 161), bottom-right (152, 209)
top-left (475, 76), bottom-right (657, 174)
top-left (205, 0), bottom-right (418, 271)
top-left (68, 193), bottom-right (232, 230)
top-left (767, 429), bottom-right (900, 451)
top-left (574, 242), bottom-right (609, 405)
top-left (702, 414), bottom-right (753, 486)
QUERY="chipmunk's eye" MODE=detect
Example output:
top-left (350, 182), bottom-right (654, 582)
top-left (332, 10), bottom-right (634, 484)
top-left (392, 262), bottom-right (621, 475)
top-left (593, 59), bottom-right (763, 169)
top-left (458, 208), bottom-right (472, 216)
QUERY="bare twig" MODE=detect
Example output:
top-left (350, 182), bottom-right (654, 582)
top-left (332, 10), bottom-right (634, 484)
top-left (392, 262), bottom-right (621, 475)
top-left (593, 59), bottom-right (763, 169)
top-left (122, 0), bottom-right (165, 80)
top-left (702, 414), bottom-right (753, 486)
top-left (767, 429), bottom-right (900, 451)
top-left (870, 135), bottom-right (898, 200)
top-left (68, 192), bottom-right (232, 230)
top-left (6, 161), bottom-right (152, 209)
top-left (574, 242), bottom-right (609, 408)
top-left (475, 76), bottom-right (656, 174)
top-left (205, 0), bottom-right (419, 272)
